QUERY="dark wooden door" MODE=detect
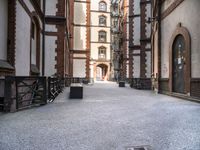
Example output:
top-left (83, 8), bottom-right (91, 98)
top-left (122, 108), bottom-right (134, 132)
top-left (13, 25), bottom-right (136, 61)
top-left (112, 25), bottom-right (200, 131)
top-left (172, 35), bottom-right (185, 93)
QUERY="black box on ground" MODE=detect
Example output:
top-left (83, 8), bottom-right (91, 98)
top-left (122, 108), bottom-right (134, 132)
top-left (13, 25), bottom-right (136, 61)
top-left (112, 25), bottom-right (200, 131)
top-left (70, 84), bottom-right (83, 99)
top-left (119, 81), bottom-right (125, 87)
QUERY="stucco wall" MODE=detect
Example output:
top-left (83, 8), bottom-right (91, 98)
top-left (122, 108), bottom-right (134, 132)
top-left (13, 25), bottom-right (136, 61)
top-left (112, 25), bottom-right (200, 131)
top-left (0, 0), bottom-right (8, 60)
top-left (161, 0), bottom-right (200, 78)
top-left (133, 17), bottom-right (140, 45)
top-left (133, 0), bottom-right (140, 14)
top-left (133, 56), bottom-right (140, 78)
top-left (74, 2), bottom-right (87, 25)
top-left (73, 59), bottom-right (86, 77)
top-left (74, 27), bottom-right (87, 50)
top-left (45, 36), bottom-right (57, 76)
top-left (45, 25), bottom-right (57, 32)
top-left (46, 0), bottom-right (58, 16)
top-left (15, 1), bottom-right (31, 76)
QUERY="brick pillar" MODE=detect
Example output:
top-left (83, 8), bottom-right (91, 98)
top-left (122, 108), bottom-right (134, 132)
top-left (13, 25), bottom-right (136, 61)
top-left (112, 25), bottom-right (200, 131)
top-left (86, 0), bottom-right (91, 79)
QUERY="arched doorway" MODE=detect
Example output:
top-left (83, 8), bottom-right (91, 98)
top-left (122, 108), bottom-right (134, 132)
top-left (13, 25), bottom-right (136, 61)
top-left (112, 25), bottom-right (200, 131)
top-left (172, 35), bottom-right (185, 93)
top-left (169, 24), bottom-right (191, 94)
top-left (96, 64), bottom-right (108, 81)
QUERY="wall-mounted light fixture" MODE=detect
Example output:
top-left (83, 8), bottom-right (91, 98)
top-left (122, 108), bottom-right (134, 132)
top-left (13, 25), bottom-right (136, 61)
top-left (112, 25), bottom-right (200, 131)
top-left (147, 16), bottom-right (158, 24)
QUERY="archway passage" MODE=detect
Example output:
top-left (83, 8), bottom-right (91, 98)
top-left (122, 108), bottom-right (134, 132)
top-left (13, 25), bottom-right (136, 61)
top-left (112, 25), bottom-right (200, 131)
top-left (172, 35), bottom-right (185, 93)
top-left (96, 64), bottom-right (108, 81)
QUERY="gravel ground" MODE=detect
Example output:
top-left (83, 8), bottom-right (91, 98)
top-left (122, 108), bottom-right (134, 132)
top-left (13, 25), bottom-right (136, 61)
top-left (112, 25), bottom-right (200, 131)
top-left (0, 82), bottom-right (200, 150)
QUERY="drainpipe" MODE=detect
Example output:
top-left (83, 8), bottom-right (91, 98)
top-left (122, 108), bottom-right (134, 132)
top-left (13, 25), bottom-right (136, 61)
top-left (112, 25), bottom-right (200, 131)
top-left (158, 0), bottom-right (161, 92)
top-left (42, 0), bottom-right (46, 76)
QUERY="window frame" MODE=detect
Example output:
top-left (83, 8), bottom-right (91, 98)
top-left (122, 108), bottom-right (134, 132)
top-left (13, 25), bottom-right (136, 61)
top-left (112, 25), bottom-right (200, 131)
top-left (98, 30), bottom-right (107, 42)
top-left (99, 15), bottom-right (107, 26)
top-left (98, 46), bottom-right (106, 60)
top-left (99, 1), bottom-right (107, 12)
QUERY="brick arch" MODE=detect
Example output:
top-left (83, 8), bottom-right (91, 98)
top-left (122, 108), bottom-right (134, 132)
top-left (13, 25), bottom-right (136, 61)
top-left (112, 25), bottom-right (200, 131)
top-left (169, 23), bottom-right (191, 94)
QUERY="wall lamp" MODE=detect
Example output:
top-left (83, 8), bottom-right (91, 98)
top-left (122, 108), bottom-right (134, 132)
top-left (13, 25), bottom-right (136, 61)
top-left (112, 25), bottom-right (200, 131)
top-left (147, 16), bottom-right (158, 24)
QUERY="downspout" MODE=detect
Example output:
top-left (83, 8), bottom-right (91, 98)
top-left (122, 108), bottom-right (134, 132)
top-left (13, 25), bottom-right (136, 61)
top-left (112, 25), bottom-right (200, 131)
top-left (158, 0), bottom-right (161, 92)
top-left (42, 0), bottom-right (46, 76)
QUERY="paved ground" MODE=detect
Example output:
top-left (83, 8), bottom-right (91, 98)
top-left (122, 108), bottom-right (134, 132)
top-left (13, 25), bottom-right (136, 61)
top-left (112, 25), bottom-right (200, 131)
top-left (0, 82), bottom-right (200, 150)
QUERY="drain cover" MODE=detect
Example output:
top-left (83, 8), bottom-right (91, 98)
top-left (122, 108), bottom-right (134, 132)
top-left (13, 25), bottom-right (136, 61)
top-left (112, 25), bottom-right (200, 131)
top-left (125, 145), bottom-right (152, 150)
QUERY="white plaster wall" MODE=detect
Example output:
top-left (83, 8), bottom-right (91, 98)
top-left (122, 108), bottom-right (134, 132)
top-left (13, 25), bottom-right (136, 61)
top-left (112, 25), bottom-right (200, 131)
top-left (133, 17), bottom-right (140, 45)
top-left (74, 2), bottom-right (87, 25)
top-left (91, 43), bottom-right (111, 60)
top-left (90, 62), bottom-right (94, 78)
top-left (46, 0), bottom-right (58, 16)
top-left (15, 1), bottom-right (31, 76)
top-left (0, 0), bottom-right (8, 60)
top-left (91, 13), bottom-right (110, 26)
top-left (161, 0), bottom-right (176, 12)
top-left (74, 27), bottom-right (87, 50)
top-left (91, 27), bottom-right (110, 42)
top-left (133, 56), bottom-right (140, 78)
top-left (73, 59), bottom-right (86, 77)
top-left (146, 51), bottom-right (151, 78)
top-left (91, 0), bottom-right (110, 12)
top-left (145, 4), bottom-right (151, 38)
top-left (134, 0), bottom-right (140, 14)
top-left (45, 36), bottom-right (57, 76)
top-left (45, 25), bottom-right (57, 32)
top-left (161, 0), bottom-right (200, 78)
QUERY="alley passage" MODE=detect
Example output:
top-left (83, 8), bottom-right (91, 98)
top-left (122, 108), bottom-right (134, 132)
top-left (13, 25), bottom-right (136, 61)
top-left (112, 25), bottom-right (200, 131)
top-left (0, 82), bottom-right (200, 150)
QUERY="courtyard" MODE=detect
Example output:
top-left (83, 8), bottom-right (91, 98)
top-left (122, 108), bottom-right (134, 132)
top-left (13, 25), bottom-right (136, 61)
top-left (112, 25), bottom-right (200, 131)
top-left (0, 82), bottom-right (200, 150)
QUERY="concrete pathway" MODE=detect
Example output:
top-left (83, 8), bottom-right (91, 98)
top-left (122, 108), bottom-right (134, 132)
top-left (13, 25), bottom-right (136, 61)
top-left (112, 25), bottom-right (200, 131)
top-left (0, 82), bottom-right (200, 150)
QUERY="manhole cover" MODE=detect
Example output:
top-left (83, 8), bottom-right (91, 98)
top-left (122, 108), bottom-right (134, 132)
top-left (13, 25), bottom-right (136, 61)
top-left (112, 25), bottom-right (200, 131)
top-left (125, 145), bottom-right (152, 150)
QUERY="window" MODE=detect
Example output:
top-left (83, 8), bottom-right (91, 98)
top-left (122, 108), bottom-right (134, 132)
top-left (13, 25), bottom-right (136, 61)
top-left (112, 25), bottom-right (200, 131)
top-left (99, 31), bottom-right (106, 42)
top-left (99, 15), bottom-right (106, 26)
top-left (99, 1), bottom-right (107, 11)
top-left (99, 47), bottom-right (106, 59)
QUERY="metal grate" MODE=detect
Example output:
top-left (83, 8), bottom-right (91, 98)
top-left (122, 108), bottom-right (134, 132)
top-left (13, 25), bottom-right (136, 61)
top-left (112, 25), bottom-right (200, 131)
top-left (125, 145), bottom-right (152, 150)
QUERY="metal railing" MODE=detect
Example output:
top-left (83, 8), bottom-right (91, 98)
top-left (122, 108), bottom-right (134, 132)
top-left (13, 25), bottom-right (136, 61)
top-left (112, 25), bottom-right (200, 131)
top-left (4, 76), bottom-right (47, 112)
top-left (48, 77), bottom-right (64, 102)
top-left (130, 78), bottom-right (152, 90)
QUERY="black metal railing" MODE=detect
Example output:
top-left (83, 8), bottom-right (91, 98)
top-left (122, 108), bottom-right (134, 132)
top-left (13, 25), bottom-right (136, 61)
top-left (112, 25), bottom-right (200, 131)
top-left (48, 77), bottom-right (64, 102)
top-left (130, 78), bottom-right (152, 90)
top-left (4, 76), bottom-right (47, 112)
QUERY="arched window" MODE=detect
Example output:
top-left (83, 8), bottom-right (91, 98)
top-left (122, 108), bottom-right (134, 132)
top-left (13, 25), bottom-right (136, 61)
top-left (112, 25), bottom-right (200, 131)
top-left (99, 15), bottom-right (106, 26)
top-left (99, 1), bottom-right (107, 11)
top-left (98, 47), bottom-right (106, 59)
top-left (99, 31), bottom-right (106, 42)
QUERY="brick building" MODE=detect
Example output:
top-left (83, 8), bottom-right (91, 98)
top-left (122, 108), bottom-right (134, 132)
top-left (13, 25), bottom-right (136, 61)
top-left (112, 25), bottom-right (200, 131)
top-left (0, 0), bottom-right (73, 109)
top-left (111, 0), bottom-right (151, 87)
top-left (72, 0), bottom-right (112, 81)
top-left (152, 0), bottom-right (200, 99)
